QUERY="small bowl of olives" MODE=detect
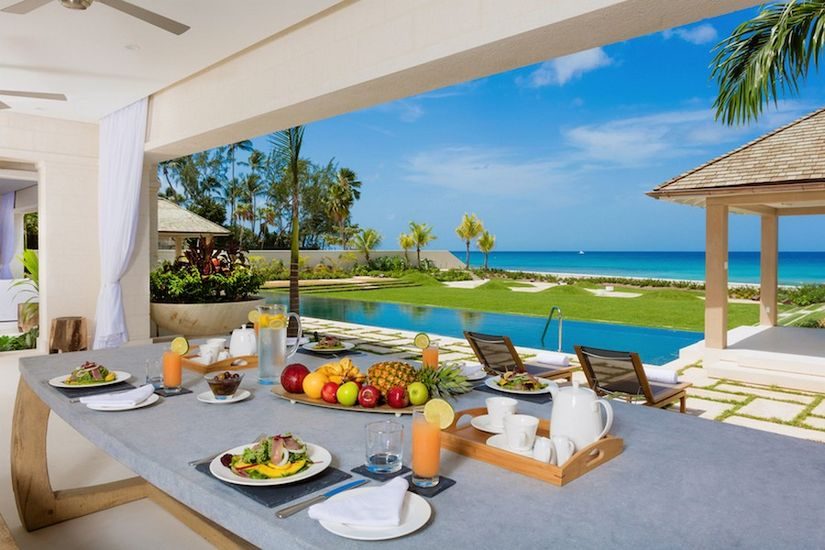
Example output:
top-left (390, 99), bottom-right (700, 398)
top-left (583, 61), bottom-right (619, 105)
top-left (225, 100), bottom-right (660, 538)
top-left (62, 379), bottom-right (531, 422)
top-left (205, 371), bottom-right (244, 400)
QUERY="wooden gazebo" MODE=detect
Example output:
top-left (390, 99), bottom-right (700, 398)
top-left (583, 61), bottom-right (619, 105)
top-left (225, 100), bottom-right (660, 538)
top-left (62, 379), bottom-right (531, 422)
top-left (157, 198), bottom-right (230, 258)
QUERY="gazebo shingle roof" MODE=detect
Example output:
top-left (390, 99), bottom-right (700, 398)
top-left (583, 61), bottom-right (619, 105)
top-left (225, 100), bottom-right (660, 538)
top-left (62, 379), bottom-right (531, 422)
top-left (649, 107), bottom-right (825, 196)
top-left (158, 198), bottom-right (230, 237)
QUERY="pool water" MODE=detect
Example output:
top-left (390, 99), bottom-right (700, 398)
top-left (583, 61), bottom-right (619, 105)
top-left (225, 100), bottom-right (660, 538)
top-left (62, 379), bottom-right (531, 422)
top-left (264, 294), bottom-right (701, 365)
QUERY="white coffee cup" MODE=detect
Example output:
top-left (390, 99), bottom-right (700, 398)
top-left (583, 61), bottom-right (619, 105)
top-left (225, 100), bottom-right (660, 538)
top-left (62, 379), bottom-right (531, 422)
top-left (532, 436), bottom-right (555, 464)
top-left (486, 396), bottom-right (518, 428)
top-left (199, 344), bottom-right (220, 364)
top-left (503, 414), bottom-right (539, 452)
top-left (206, 338), bottom-right (227, 349)
top-left (551, 435), bottom-right (576, 466)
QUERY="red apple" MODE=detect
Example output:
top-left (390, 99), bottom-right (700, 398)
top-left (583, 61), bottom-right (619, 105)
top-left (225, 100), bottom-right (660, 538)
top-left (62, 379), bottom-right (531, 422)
top-left (321, 381), bottom-right (340, 404)
top-left (386, 386), bottom-right (409, 409)
top-left (280, 363), bottom-right (310, 393)
top-left (358, 385), bottom-right (381, 408)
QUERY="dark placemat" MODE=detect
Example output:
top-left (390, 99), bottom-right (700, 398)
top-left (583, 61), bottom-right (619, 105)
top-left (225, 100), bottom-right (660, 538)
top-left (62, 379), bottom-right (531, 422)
top-left (297, 348), bottom-right (364, 358)
top-left (474, 383), bottom-right (553, 404)
top-left (405, 475), bottom-right (456, 498)
top-left (351, 464), bottom-right (411, 482)
top-left (195, 462), bottom-right (352, 508)
top-left (154, 386), bottom-right (193, 397)
top-left (51, 381), bottom-right (136, 399)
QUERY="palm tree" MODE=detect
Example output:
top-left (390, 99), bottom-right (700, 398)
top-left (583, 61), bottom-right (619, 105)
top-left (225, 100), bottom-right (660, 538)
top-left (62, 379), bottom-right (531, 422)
top-left (270, 126), bottom-right (305, 336)
top-left (242, 172), bottom-right (264, 240)
top-left (353, 228), bottom-right (382, 264)
top-left (219, 177), bottom-right (243, 226)
top-left (455, 213), bottom-right (484, 269)
top-left (226, 139), bottom-right (254, 192)
top-left (327, 167), bottom-right (362, 248)
top-left (399, 233), bottom-right (415, 264)
top-left (712, 1), bottom-right (825, 125)
top-left (408, 221), bottom-right (436, 267)
top-left (477, 230), bottom-right (496, 270)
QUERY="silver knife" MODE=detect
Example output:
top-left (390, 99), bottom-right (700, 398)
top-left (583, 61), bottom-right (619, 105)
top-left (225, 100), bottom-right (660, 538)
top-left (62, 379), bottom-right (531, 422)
top-left (276, 479), bottom-right (369, 519)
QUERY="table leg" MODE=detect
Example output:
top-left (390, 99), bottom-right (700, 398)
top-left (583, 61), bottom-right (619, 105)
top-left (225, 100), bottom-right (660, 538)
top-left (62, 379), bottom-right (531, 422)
top-left (10, 378), bottom-right (149, 531)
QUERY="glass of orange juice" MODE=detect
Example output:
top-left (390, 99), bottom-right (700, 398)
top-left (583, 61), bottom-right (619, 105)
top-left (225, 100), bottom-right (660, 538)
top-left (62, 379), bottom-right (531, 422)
top-left (422, 343), bottom-right (439, 368)
top-left (162, 351), bottom-right (182, 393)
top-left (411, 410), bottom-right (441, 487)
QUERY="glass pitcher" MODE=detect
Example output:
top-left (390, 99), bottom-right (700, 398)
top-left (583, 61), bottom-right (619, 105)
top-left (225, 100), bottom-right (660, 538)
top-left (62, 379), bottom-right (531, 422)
top-left (256, 304), bottom-right (302, 385)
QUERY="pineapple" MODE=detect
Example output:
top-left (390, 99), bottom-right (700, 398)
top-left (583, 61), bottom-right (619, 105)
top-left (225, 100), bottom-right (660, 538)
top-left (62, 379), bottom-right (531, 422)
top-left (416, 365), bottom-right (472, 399)
top-left (368, 361), bottom-right (417, 396)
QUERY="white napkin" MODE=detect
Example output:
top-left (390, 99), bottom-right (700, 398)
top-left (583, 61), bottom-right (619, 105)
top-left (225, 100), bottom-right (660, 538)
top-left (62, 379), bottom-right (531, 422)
top-left (534, 351), bottom-right (570, 367)
top-left (80, 384), bottom-right (155, 407)
top-left (460, 363), bottom-right (484, 377)
top-left (308, 477), bottom-right (408, 527)
top-left (642, 365), bottom-right (679, 384)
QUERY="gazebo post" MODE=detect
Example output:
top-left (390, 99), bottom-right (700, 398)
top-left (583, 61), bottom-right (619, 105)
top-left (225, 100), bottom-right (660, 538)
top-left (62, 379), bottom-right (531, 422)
top-left (174, 236), bottom-right (183, 259)
top-left (705, 204), bottom-right (729, 349)
top-left (760, 214), bottom-right (778, 326)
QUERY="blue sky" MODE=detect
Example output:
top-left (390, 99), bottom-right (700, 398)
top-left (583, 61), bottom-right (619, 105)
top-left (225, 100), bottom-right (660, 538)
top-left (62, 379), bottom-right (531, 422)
top-left (250, 7), bottom-right (825, 252)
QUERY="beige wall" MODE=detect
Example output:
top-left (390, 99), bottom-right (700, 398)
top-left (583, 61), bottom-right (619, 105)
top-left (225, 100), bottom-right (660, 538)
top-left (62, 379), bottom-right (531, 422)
top-left (0, 112), bottom-right (151, 349)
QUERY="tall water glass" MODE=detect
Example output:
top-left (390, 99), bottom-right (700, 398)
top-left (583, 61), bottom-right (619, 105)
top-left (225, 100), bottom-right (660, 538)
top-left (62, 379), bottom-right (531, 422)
top-left (365, 420), bottom-right (404, 473)
top-left (257, 304), bottom-right (302, 384)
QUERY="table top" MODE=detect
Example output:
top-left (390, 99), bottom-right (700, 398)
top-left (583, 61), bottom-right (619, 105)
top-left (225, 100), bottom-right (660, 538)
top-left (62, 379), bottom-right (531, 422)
top-left (19, 344), bottom-right (825, 549)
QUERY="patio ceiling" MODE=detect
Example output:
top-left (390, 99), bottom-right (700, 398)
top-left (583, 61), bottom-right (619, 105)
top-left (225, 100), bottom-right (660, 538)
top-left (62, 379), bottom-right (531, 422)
top-left (0, 0), bottom-right (340, 121)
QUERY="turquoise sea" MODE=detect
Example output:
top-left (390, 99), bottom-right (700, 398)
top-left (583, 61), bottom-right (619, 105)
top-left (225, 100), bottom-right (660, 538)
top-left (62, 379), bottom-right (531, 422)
top-left (459, 251), bottom-right (825, 285)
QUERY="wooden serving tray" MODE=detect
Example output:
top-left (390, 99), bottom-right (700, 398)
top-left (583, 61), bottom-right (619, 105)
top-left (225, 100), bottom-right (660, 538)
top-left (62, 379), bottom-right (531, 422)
top-left (181, 350), bottom-right (258, 374)
top-left (271, 386), bottom-right (415, 415)
top-left (441, 407), bottom-right (623, 486)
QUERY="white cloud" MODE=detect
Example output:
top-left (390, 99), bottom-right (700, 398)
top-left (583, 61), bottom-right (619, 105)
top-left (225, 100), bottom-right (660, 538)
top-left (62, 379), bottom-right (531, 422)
top-left (662, 24), bottom-right (718, 45)
top-left (517, 48), bottom-right (612, 88)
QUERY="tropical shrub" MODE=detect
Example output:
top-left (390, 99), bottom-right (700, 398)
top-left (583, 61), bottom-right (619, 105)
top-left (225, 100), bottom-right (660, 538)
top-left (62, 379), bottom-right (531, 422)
top-left (0, 328), bottom-right (38, 352)
top-left (433, 269), bottom-right (473, 282)
top-left (780, 284), bottom-right (825, 307)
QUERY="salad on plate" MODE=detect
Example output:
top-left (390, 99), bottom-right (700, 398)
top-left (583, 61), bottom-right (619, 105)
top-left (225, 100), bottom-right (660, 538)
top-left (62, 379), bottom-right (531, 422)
top-left (64, 361), bottom-right (116, 385)
top-left (315, 335), bottom-right (344, 350)
top-left (496, 371), bottom-right (548, 392)
top-left (220, 434), bottom-right (313, 479)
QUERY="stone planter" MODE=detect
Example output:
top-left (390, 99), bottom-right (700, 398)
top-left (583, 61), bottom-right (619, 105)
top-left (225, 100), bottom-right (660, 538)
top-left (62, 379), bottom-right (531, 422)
top-left (151, 298), bottom-right (266, 337)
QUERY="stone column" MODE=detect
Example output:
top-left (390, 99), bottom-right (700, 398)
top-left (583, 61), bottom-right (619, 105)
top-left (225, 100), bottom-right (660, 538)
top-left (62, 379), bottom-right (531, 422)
top-left (760, 214), bottom-right (778, 326)
top-left (705, 204), bottom-right (729, 349)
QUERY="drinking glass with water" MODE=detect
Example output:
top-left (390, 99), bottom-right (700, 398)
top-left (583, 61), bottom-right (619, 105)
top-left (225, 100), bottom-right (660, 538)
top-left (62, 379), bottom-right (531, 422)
top-left (365, 420), bottom-right (404, 473)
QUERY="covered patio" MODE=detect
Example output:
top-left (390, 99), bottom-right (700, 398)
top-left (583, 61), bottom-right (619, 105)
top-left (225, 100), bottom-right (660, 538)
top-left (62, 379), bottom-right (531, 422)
top-left (649, 107), bottom-right (825, 391)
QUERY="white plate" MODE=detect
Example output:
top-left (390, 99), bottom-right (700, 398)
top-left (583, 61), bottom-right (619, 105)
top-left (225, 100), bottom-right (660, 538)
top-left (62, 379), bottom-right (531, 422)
top-left (301, 341), bottom-right (355, 354)
top-left (484, 376), bottom-right (553, 395)
top-left (197, 389), bottom-right (251, 404)
top-left (486, 433), bottom-right (533, 458)
top-left (470, 414), bottom-right (504, 434)
top-left (49, 370), bottom-right (132, 389)
top-left (318, 489), bottom-right (431, 541)
top-left (287, 336), bottom-right (311, 346)
top-left (209, 441), bottom-right (330, 486)
top-left (86, 393), bottom-right (160, 412)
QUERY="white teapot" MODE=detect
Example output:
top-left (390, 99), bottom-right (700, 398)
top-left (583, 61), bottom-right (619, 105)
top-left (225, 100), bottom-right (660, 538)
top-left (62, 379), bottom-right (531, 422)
top-left (547, 381), bottom-right (613, 451)
top-left (229, 325), bottom-right (257, 357)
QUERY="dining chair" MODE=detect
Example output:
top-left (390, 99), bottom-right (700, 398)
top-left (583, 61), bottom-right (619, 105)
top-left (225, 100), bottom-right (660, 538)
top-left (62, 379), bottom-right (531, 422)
top-left (464, 331), bottom-right (575, 382)
top-left (574, 345), bottom-right (691, 412)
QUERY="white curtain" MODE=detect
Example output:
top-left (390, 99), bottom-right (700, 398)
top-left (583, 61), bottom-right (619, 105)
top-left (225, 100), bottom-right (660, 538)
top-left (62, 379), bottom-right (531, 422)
top-left (0, 193), bottom-right (14, 279)
top-left (93, 97), bottom-right (148, 349)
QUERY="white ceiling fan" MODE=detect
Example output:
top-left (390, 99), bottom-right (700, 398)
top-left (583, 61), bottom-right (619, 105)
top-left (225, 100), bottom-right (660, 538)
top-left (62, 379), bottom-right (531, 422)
top-left (2, 0), bottom-right (190, 35)
top-left (0, 90), bottom-right (68, 111)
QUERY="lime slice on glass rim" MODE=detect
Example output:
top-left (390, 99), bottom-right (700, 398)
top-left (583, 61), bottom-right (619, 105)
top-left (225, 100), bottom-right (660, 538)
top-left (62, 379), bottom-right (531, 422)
top-left (170, 336), bottom-right (189, 356)
top-left (423, 398), bottom-right (454, 429)
top-left (413, 332), bottom-right (430, 350)
top-left (247, 310), bottom-right (261, 324)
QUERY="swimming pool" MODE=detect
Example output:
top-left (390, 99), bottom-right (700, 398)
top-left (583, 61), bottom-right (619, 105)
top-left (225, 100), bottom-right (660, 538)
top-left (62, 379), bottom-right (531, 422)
top-left (264, 294), bottom-right (701, 365)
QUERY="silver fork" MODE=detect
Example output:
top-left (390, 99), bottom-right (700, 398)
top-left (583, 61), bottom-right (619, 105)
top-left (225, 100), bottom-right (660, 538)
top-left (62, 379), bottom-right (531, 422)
top-left (188, 432), bottom-right (267, 466)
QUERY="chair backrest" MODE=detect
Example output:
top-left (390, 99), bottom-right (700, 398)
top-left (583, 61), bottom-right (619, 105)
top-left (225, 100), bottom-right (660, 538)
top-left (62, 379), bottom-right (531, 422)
top-left (574, 345), bottom-right (654, 402)
top-left (464, 331), bottom-right (526, 373)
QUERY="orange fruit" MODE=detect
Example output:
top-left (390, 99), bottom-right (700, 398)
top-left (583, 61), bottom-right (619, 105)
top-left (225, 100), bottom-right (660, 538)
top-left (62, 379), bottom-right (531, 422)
top-left (302, 371), bottom-right (329, 399)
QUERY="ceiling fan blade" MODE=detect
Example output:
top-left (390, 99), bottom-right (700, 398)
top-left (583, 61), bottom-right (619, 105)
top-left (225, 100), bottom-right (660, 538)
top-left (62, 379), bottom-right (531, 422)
top-left (97, 0), bottom-right (189, 35)
top-left (0, 90), bottom-right (66, 101)
top-left (1, 0), bottom-right (52, 14)
top-left (0, 101), bottom-right (9, 110)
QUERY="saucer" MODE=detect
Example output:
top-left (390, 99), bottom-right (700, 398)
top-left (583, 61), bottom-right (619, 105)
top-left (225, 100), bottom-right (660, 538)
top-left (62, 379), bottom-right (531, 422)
top-left (86, 393), bottom-right (160, 411)
top-left (470, 414), bottom-right (504, 434)
top-left (485, 434), bottom-right (533, 457)
top-left (460, 364), bottom-right (487, 381)
top-left (197, 389), bottom-right (251, 404)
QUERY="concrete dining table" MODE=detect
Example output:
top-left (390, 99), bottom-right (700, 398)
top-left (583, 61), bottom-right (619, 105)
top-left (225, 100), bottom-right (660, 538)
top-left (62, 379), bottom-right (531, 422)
top-left (11, 343), bottom-right (825, 548)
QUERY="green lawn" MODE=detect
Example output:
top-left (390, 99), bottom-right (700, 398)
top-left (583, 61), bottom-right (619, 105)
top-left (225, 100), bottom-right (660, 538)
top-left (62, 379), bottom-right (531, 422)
top-left (316, 276), bottom-right (759, 332)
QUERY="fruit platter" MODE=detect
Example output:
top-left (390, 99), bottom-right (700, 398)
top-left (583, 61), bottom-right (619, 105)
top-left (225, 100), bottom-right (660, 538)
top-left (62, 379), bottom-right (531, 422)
top-left (272, 357), bottom-right (472, 415)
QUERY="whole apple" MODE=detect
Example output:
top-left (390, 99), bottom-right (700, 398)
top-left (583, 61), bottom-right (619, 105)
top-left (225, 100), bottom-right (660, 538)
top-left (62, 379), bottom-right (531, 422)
top-left (337, 381), bottom-right (360, 406)
top-left (358, 384), bottom-right (381, 408)
top-left (321, 381), bottom-right (340, 404)
top-left (280, 363), bottom-right (310, 393)
top-left (386, 386), bottom-right (409, 409)
top-left (407, 381), bottom-right (429, 406)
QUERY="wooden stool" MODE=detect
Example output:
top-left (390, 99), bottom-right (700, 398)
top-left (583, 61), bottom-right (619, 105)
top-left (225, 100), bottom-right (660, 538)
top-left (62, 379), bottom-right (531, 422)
top-left (48, 317), bottom-right (88, 354)
top-left (0, 511), bottom-right (18, 549)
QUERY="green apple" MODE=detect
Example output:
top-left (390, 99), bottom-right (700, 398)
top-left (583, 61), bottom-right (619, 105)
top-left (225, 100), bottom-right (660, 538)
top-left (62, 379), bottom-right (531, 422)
top-left (336, 381), bottom-right (360, 406)
top-left (407, 381), bottom-right (429, 406)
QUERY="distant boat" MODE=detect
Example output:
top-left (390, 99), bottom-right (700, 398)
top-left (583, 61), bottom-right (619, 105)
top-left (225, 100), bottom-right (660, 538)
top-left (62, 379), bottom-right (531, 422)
top-left (578, 250), bottom-right (585, 255)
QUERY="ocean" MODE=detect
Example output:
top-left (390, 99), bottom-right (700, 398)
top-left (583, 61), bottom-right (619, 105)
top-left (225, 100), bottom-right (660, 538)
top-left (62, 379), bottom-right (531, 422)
top-left (458, 251), bottom-right (825, 285)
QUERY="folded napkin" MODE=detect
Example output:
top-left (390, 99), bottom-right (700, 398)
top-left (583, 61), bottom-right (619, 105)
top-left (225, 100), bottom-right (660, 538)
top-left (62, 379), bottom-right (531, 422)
top-left (460, 363), bottom-right (484, 376)
top-left (534, 351), bottom-right (570, 367)
top-left (80, 384), bottom-right (155, 407)
top-left (308, 477), bottom-right (407, 527)
top-left (642, 365), bottom-right (678, 384)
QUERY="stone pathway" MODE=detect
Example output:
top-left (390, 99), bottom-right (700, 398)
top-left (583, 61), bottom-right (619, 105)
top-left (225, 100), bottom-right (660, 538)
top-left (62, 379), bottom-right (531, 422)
top-left (302, 316), bottom-right (825, 444)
